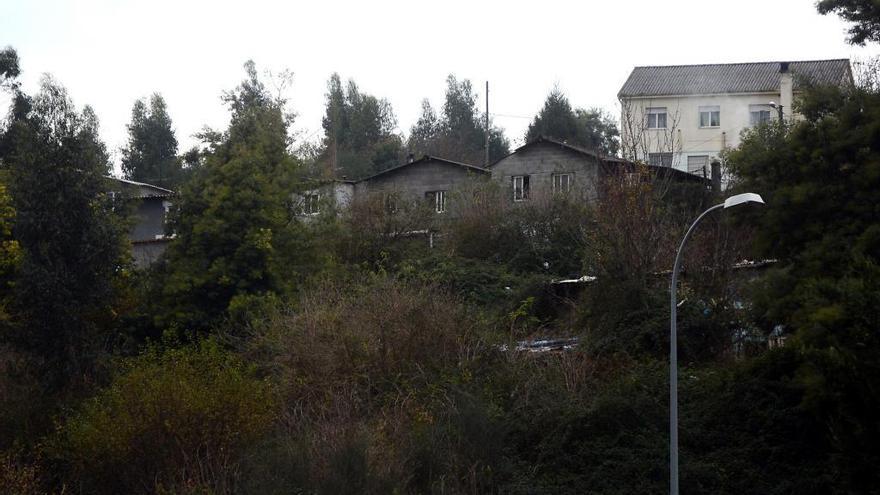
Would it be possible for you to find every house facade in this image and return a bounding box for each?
[489,136,707,202]
[298,155,491,218]
[106,177,174,268]
[297,179,355,218]
[489,137,605,202]
[354,155,490,213]
[617,59,853,175]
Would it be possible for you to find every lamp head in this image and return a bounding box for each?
[723,192,765,209]
[768,101,779,109]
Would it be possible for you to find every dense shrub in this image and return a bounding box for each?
[445,180,594,276]
[242,276,501,494]
[55,340,275,494]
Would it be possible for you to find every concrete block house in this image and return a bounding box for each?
[354,155,490,214]
[106,177,174,268]
[489,136,705,203]
[297,155,491,218]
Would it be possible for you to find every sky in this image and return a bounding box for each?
[2,0,878,173]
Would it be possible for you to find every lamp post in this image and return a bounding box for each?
[669,192,764,495]
[768,101,784,122]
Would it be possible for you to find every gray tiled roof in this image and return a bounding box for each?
[618,59,852,97]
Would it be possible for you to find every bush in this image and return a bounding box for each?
[55,340,275,494]
[242,276,500,493]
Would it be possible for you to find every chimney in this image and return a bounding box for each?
[779,62,793,121]
[711,159,722,193]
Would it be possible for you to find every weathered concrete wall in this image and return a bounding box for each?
[356,159,488,200]
[130,198,169,241]
[489,141,600,202]
[132,240,170,269]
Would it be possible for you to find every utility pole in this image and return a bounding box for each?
[485,81,490,167]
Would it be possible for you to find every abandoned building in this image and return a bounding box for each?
[488,135,706,202]
[106,177,174,268]
[297,155,491,217]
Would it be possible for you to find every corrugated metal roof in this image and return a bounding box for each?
[618,59,852,97]
[106,176,175,198]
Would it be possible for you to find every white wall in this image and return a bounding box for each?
[620,92,783,171]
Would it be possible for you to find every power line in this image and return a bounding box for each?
[490,112,533,119]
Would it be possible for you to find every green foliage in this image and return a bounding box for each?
[55,339,275,494]
[726,83,880,346]
[399,252,521,308]
[408,74,510,165]
[0,178,20,327]
[120,93,181,189]
[320,73,403,179]
[526,87,621,156]
[0,77,129,383]
[0,46,19,90]
[444,179,594,276]
[242,276,495,494]
[159,61,317,331]
[816,0,880,45]
[336,189,437,268]
[726,80,880,490]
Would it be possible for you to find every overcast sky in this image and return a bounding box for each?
[2,0,878,172]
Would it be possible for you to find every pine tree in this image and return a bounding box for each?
[525,88,579,143]
[120,93,180,188]
[526,88,620,156]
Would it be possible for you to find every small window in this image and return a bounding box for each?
[749,105,771,126]
[384,194,397,213]
[552,173,572,193]
[699,106,720,127]
[646,107,667,129]
[648,153,673,167]
[426,190,447,213]
[512,175,530,201]
[687,155,709,175]
[303,194,320,215]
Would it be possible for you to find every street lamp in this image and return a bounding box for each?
[768,101,784,122]
[669,192,764,495]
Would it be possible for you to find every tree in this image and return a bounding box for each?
[160,61,315,331]
[406,99,439,156]
[574,108,620,156]
[817,0,880,45]
[525,88,579,144]
[0,48,20,326]
[408,75,509,166]
[319,73,403,179]
[0,46,19,90]
[619,98,682,165]
[1,76,128,383]
[725,79,880,487]
[120,94,181,189]
[0,178,20,328]
[525,88,620,156]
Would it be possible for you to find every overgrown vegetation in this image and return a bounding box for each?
[2,16,880,492]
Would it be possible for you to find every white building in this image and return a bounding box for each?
[617,59,852,177]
